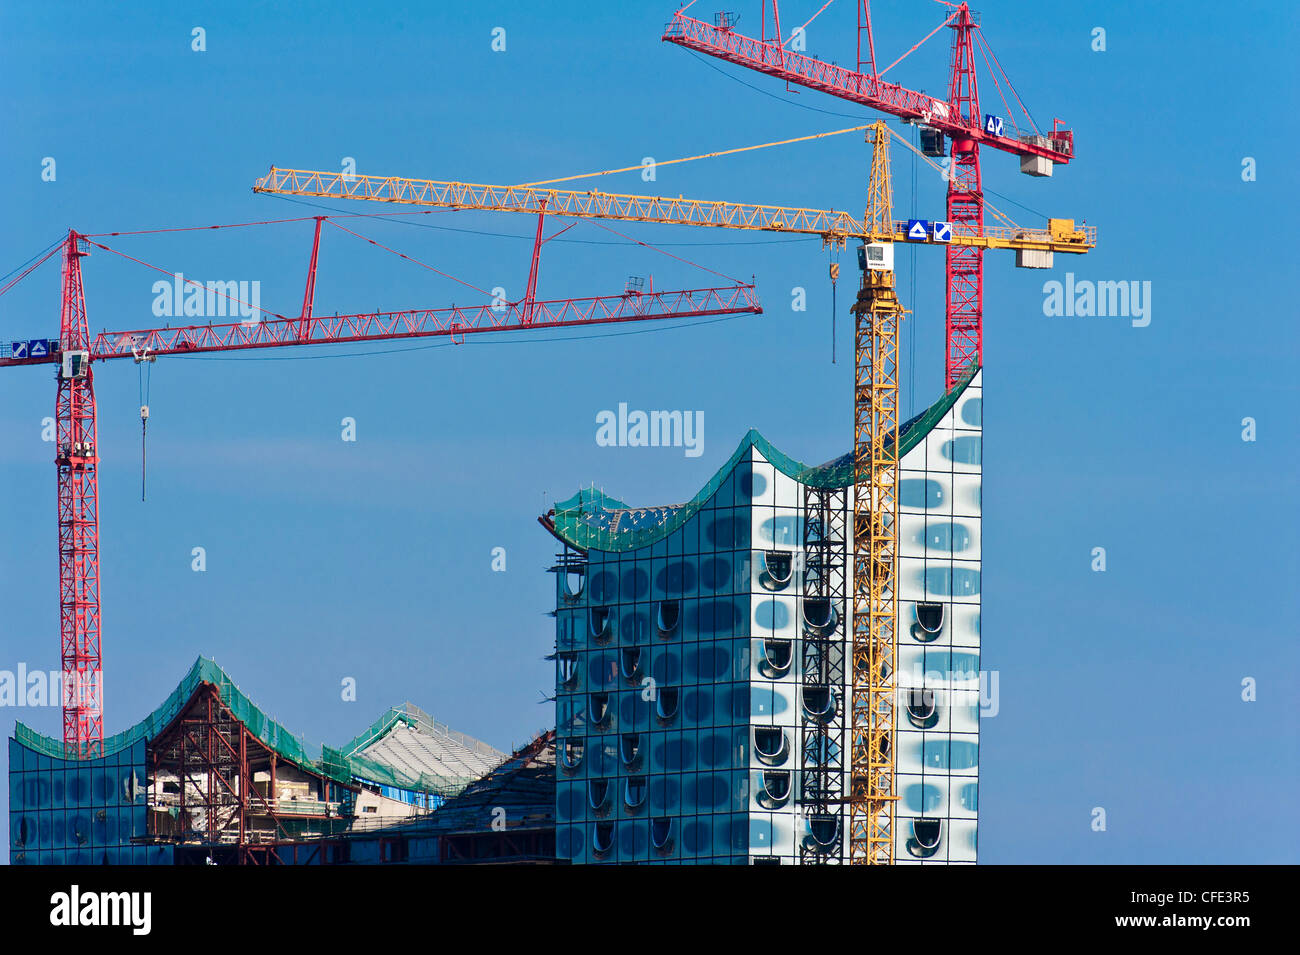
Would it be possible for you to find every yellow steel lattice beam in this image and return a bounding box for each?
[253,168,1095,254]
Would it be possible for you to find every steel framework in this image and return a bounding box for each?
[799,485,847,864]
[253,167,1094,256]
[943,2,985,388]
[55,234,102,757]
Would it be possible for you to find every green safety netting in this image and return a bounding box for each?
[548,363,978,554]
[15,658,475,798]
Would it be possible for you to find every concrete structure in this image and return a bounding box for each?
[542,369,983,864]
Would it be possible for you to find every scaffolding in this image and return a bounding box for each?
[799,485,848,864]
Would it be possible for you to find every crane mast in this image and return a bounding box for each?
[851,122,902,863]
[55,232,103,758]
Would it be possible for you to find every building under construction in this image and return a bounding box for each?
[541,368,983,864]
[9,364,979,866]
[8,658,556,865]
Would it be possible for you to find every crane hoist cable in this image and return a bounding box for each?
[135,348,155,501]
[829,250,841,364]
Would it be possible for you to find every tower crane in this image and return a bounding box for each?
[664,1,1077,387]
[0,216,763,759]
[255,115,1093,863]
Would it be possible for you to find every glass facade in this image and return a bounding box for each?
[894,372,982,864]
[552,370,983,864]
[8,736,172,865]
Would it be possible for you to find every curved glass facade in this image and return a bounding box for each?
[549,369,983,864]
[8,737,167,865]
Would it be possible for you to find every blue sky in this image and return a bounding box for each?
[1,0,1296,864]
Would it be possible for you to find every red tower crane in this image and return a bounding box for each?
[0,217,762,758]
[663,1,1075,386]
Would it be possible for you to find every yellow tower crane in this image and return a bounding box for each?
[852,123,904,864]
[254,124,1094,864]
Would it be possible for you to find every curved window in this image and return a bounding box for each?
[900,479,944,510]
[807,814,840,852]
[908,818,942,858]
[960,396,982,427]
[592,821,615,856]
[557,652,579,688]
[651,817,674,853]
[756,771,790,809]
[801,686,837,723]
[588,779,612,813]
[941,435,982,466]
[960,782,978,812]
[914,602,944,638]
[906,688,939,729]
[589,693,611,727]
[754,728,789,766]
[758,638,793,679]
[620,734,641,769]
[739,467,768,499]
[561,739,585,773]
[760,550,793,591]
[620,647,642,682]
[589,607,612,642]
[563,570,585,600]
[655,687,679,723]
[802,598,838,636]
[624,776,647,811]
[656,600,680,638]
